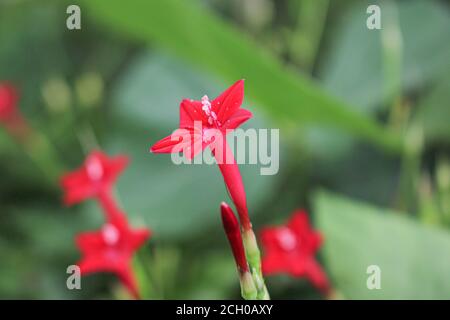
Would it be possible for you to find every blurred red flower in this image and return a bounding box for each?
[76,214,151,299]
[260,210,330,295]
[61,150,129,206]
[0,82,18,122]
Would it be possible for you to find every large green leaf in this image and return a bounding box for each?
[314,191,450,299]
[104,52,277,240]
[82,0,400,152]
[319,0,450,114]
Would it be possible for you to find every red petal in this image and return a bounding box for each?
[130,228,151,250]
[222,108,252,130]
[212,80,244,124]
[150,129,196,153]
[288,210,310,234]
[150,134,182,153]
[60,169,86,189]
[179,98,207,129]
[76,231,105,253]
[305,258,330,295]
[77,256,114,274]
[109,155,130,177]
[63,184,96,206]
[261,252,287,275]
[117,265,140,299]
[150,129,206,160]
[260,227,281,250]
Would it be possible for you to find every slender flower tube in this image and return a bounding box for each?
[98,190,128,223]
[214,141,250,230]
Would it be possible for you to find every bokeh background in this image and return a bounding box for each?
[1,0,450,299]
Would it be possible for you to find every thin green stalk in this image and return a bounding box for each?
[242,228,270,300]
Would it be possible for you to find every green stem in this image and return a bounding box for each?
[242,228,270,300]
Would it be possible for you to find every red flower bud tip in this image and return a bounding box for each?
[60,150,129,206]
[76,216,151,299]
[221,202,249,273]
[260,210,331,295]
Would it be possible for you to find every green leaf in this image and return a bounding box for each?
[415,73,450,143]
[105,52,277,240]
[319,0,450,114]
[82,0,400,152]
[314,191,450,299]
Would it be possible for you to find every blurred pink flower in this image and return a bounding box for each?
[260,210,331,295]
[76,213,151,299]
[0,82,18,122]
[0,82,29,139]
[60,150,129,208]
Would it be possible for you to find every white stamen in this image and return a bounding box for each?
[201,95,218,127]
[202,128,215,143]
[86,155,104,181]
[102,224,120,245]
[278,228,297,251]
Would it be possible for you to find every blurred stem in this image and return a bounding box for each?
[289,0,329,71]
[134,250,157,299]
[436,156,450,225]
[150,246,181,299]
[398,122,423,214]
[22,130,65,183]
[5,117,65,184]
[77,122,100,155]
[380,1,422,214]
[418,172,441,225]
[382,1,403,127]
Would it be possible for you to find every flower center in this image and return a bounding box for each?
[278,228,297,251]
[202,128,217,143]
[201,95,219,126]
[86,155,104,181]
[102,224,120,246]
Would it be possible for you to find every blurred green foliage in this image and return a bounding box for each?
[316,191,450,299]
[0,0,449,299]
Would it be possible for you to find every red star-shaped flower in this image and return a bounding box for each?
[150,80,253,230]
[150,79,251,159]
[61,150,129,206]
[0,82,18,123]
[76,214,151,299]
[260,210,330,295]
